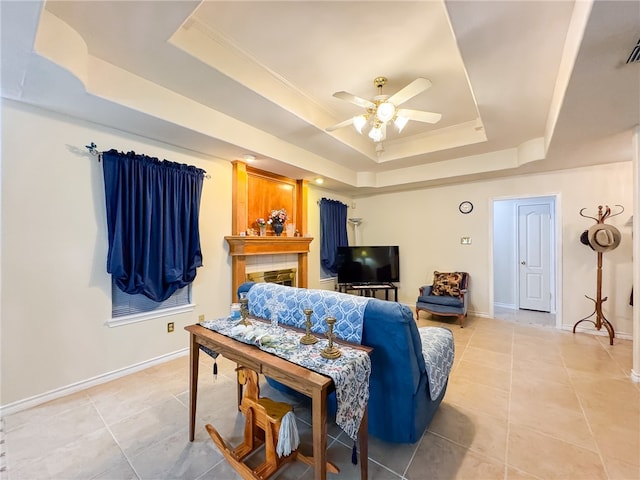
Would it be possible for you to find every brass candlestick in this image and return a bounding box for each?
[300,308,318,345]
[238,296,251,326]
[320,316,341,359]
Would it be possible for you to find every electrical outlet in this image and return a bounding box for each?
[198,314,205,322]
[167,322,174,333]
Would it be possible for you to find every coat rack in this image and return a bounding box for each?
[573,204,624,345]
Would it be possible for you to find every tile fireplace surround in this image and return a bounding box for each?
[224,236,313,301]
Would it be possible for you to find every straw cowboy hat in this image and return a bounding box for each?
[587,223,621,252]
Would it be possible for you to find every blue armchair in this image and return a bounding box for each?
[416,271,469,327]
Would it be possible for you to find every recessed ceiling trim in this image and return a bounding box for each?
[34,10,90,88]
[376,118,487,163]
[170,16,379,161]
[373,148,525,188]
[34,9,361,188]
[544,0,593,148]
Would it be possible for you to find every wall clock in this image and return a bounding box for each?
[459,201,473,214]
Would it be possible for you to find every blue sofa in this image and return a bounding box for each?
[238,281,452,444]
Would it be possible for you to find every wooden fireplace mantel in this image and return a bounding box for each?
[225,236,313,300]
[225,236,313,256]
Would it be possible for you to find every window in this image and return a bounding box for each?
[109,278,194,327]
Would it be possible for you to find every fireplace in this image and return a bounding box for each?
[246,268,297,287]
[225,236,312,301]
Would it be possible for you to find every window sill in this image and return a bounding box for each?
[106,303,195,328]
[319,276,336,284]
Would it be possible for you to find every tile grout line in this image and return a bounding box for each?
[503,327,515,480]
[400,422,428,479]
[0,417,6,479]
[87,395,142,480]
[564,338,614,480]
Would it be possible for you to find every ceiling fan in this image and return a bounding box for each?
[326,76,442,142]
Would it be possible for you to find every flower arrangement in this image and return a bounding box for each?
[267,208,287,225]
[256,218,267,227]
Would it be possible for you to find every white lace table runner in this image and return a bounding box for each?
[200,317,371,441]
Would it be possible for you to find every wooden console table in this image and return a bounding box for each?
[185,324,369,480]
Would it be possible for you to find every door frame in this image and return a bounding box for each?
[489,194,562,329]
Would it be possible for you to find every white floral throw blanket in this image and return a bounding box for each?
[200,317,371,441]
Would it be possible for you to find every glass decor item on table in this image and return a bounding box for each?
[300,306,318,345]
[270,302,281,330]
[230,303,241,320]
[321,316,341,359]
[238,292,251,326]
[256,218,267,236]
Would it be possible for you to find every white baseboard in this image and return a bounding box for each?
[0,348,189,417]
[631,369,640,383]
[494,303,516,309]
[561,324,633,341]
[469,310,491,318]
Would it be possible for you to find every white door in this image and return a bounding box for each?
[518,203,551,311]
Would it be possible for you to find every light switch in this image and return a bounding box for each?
[461,237,472,245]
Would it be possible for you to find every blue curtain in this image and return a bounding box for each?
[319,198,348,274]
[102,150,206,302]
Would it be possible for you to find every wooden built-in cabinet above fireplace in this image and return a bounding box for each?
[231,161,309,237]
[226,162,313,299]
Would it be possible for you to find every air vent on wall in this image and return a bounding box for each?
[626,37,640,64]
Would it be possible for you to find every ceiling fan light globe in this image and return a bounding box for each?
[376,102,396,123]
[353,115,367,134]
[394,116,409,133]
[368,126,384,142]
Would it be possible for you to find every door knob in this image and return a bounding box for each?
[521,261,526,265]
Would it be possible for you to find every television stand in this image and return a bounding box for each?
[338,283,398,302]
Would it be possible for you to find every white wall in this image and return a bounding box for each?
[353,164,634,337]
[493,200,517,307]
[1,100,234,406]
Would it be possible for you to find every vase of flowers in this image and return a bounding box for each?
[267,208,287,236]
[256,218,267,236]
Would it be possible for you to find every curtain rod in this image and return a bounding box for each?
[317,198,350,207]
[85,142,211,179]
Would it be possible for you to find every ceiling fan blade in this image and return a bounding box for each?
[333,91,376,109]
[325,117,354,132]
[397,108,442,124]
[387,78,432,106]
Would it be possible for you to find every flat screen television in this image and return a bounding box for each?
[336,245,400,284]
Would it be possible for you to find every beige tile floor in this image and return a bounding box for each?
[493,306,556,329]
[2,313,639,480]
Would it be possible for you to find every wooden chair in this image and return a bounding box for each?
[205,367,338,480]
